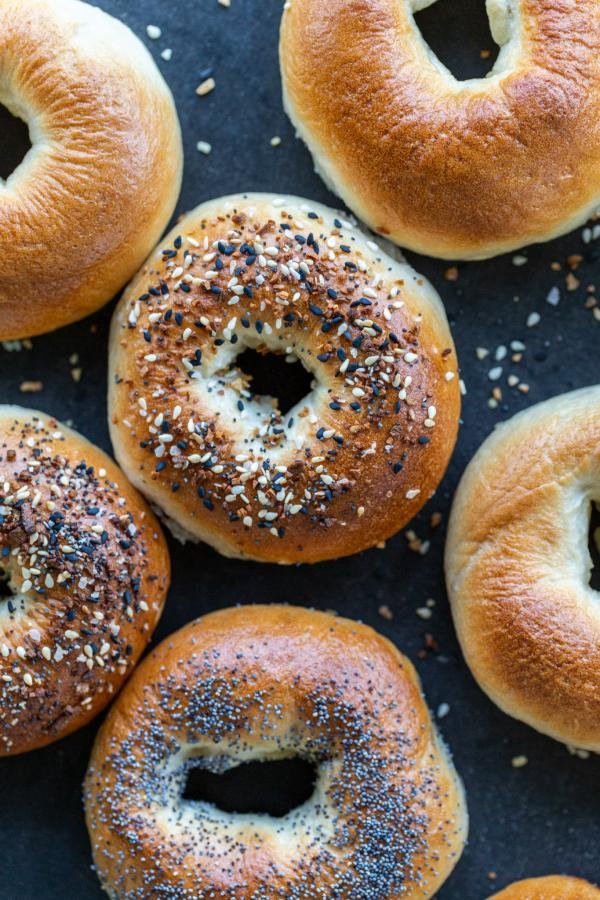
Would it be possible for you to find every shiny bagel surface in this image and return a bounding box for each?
[85,604,468,899]
[108,193,460,564]
[280,0,600,260]
[0,0,182,339]
[445,386,600,750]
[0,406,169,755]
[489,875,600,899]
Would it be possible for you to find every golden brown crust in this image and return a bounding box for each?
[85,605,468,899]
[489,875,600,899]
[0,406,170,755]
[280,0,600,260]
[108,193,460,564]
[0,0,182,339]
[445,386,600,750]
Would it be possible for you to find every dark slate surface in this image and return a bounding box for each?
[0,1,598,898]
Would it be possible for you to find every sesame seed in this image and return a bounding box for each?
[196,77,216,96]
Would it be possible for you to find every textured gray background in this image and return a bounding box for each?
[0,1,598,898]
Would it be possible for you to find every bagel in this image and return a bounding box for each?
[445,386,600,750]
[0,0,182,340]
[84,605,468,899]
[489,875,600,899]
[0,406,169,756]
[108,193,460,564]
[280,0,600,260]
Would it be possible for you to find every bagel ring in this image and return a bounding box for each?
[0,0,182,339]
[108,193,460,564]
[85,605,468,899]
[489,875,600,899]
[280,0,600,260]
[0,406,169,756]
[445,386,600,750]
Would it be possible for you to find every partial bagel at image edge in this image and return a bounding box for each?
[0,0,183,340]
[445,384,600,751]
[280,0,600,260]
[488,874,600,899]
[0,405,170,756]
[84,604,468,899]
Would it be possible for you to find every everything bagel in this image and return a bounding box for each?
[84,605,468,899]
[280,0,600,259]
[0,0,182,339]
[0,407,169,755]
[108,193,460,564]
[445,386,600,751]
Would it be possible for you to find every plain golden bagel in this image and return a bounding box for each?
[85,604,468,899]
[0,406,170,756]
[108,193,460,564]
[280,0,600,260]
[0,0,183,340]
[488,875,600,899]
[445,385,600,751]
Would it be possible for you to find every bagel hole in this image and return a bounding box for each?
[234,348,313,416]
[0,105,32,180]
[413,0,499,79]
[183,757,318,817]
[590,501,600,591]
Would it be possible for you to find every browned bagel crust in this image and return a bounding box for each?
[489,875,600,899]
[85,605,468,899]
[108,194,460,564]
[280,0,600,260]
[0,407,170,756]
[445,386,600,750]
[0,0,182,340]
